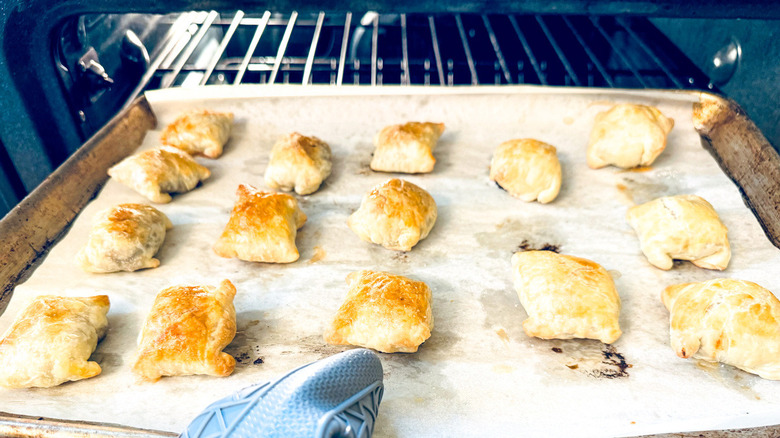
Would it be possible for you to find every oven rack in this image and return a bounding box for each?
[128,11,712,104]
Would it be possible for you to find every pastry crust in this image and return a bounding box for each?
[76,203,173,273]
[370,122,445,173]
[662,279,780,380]
[108,146,211,203]
[489,138,562,204]
[511,251,621,344]
[132,280,237,381]
[324,270,433,353]
[264,132,332,195]
[160,109,234,159]
[0,295,110,388]
[587,103,674,169]
[347,178,437,251]
[213,184,307,263]
[627,194,730,270]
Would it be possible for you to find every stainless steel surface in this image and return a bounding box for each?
[234,11,271,85]
[708,37,741,87]
[201,11,244,86]
[160,11,218,88]
[508,15,546,85]
[116,12,707,103]
[267,11,297,85]
[302,12,325,85]
[428,15,445,86]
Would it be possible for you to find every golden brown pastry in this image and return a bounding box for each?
[511,251,621,344]
[0,295,109,388]
[489,138,562,204]
[347,178,437,251]
[587,103,674,169]
[627,194,730,270]
[370,122,445,173]
[663,279,780,380]
[132,280,237,382]
[213,184,307,263]
[108,146,211,203]
[76,203,173,273]
[160,109,234,158]
[324,270,433,353]
[264,132,332,195]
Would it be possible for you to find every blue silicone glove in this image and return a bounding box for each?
[181,348,384,438]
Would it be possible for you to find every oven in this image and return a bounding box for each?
[2,1,780,218]
[1,1,780,437]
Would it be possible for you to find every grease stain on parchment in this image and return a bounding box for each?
[531,339,632,380]
[475,218,562,258]
[308,246,326,264]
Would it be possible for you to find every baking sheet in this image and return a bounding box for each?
[1,86,780,437]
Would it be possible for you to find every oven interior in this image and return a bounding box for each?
[0,7,778,218]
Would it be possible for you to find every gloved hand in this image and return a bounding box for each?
[181,348,384,438]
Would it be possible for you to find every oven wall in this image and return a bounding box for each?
[652,18,780,151]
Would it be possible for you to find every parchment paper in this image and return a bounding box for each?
[1,86,779,437]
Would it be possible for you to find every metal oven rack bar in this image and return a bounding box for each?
[125,11,711,104]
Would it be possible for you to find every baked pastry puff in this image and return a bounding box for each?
[347,178,437,251]
[77,203,172,273]
[489,138,562,204]
[108,146,211,203]
[214,184,307,263]
[132,280,237,381]
[370,122,445,173]
[587,103,674,169]
[0,295,109,388]
[324,270,433,353]
[160,109,234,158]
[511,251,621,344]
[663,279,780,380]
[264,132,332,195]
[627,194,730,270]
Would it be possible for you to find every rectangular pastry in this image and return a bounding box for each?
[663,279,780,380]
[347,178,437,252]
[0,295,110,388]
[76,203,172,273]
[511,250,621,344]
[324,270,433,353]
[371,121,445,173]
[264,132,332,195]
[161,109,234,159]
[214,184,307,263]
[587,103,674,169]
[132,280,237,382]
[108,146,211,203]
[627,194,730,270]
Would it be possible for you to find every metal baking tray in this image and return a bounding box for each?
[0,86,779,438]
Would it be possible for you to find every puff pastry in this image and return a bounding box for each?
[108,146,211,203]
[370,122,445,173]
[489,138,562,204]
[132,280,237,381]
[663,279,780,380]
[214,184,307,263]
[511,251,622,344]
[264,132,332,195]
[627,194,730,270]
[76,203,172,273]
[0,295,110,388]
[160,109,234,158]
[347,178,437,251]
[587,103,674,169]
[324,270,433,353]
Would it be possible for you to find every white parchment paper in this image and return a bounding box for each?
[1,86,779,437]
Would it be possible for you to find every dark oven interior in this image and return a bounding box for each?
[1,1,779,218]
